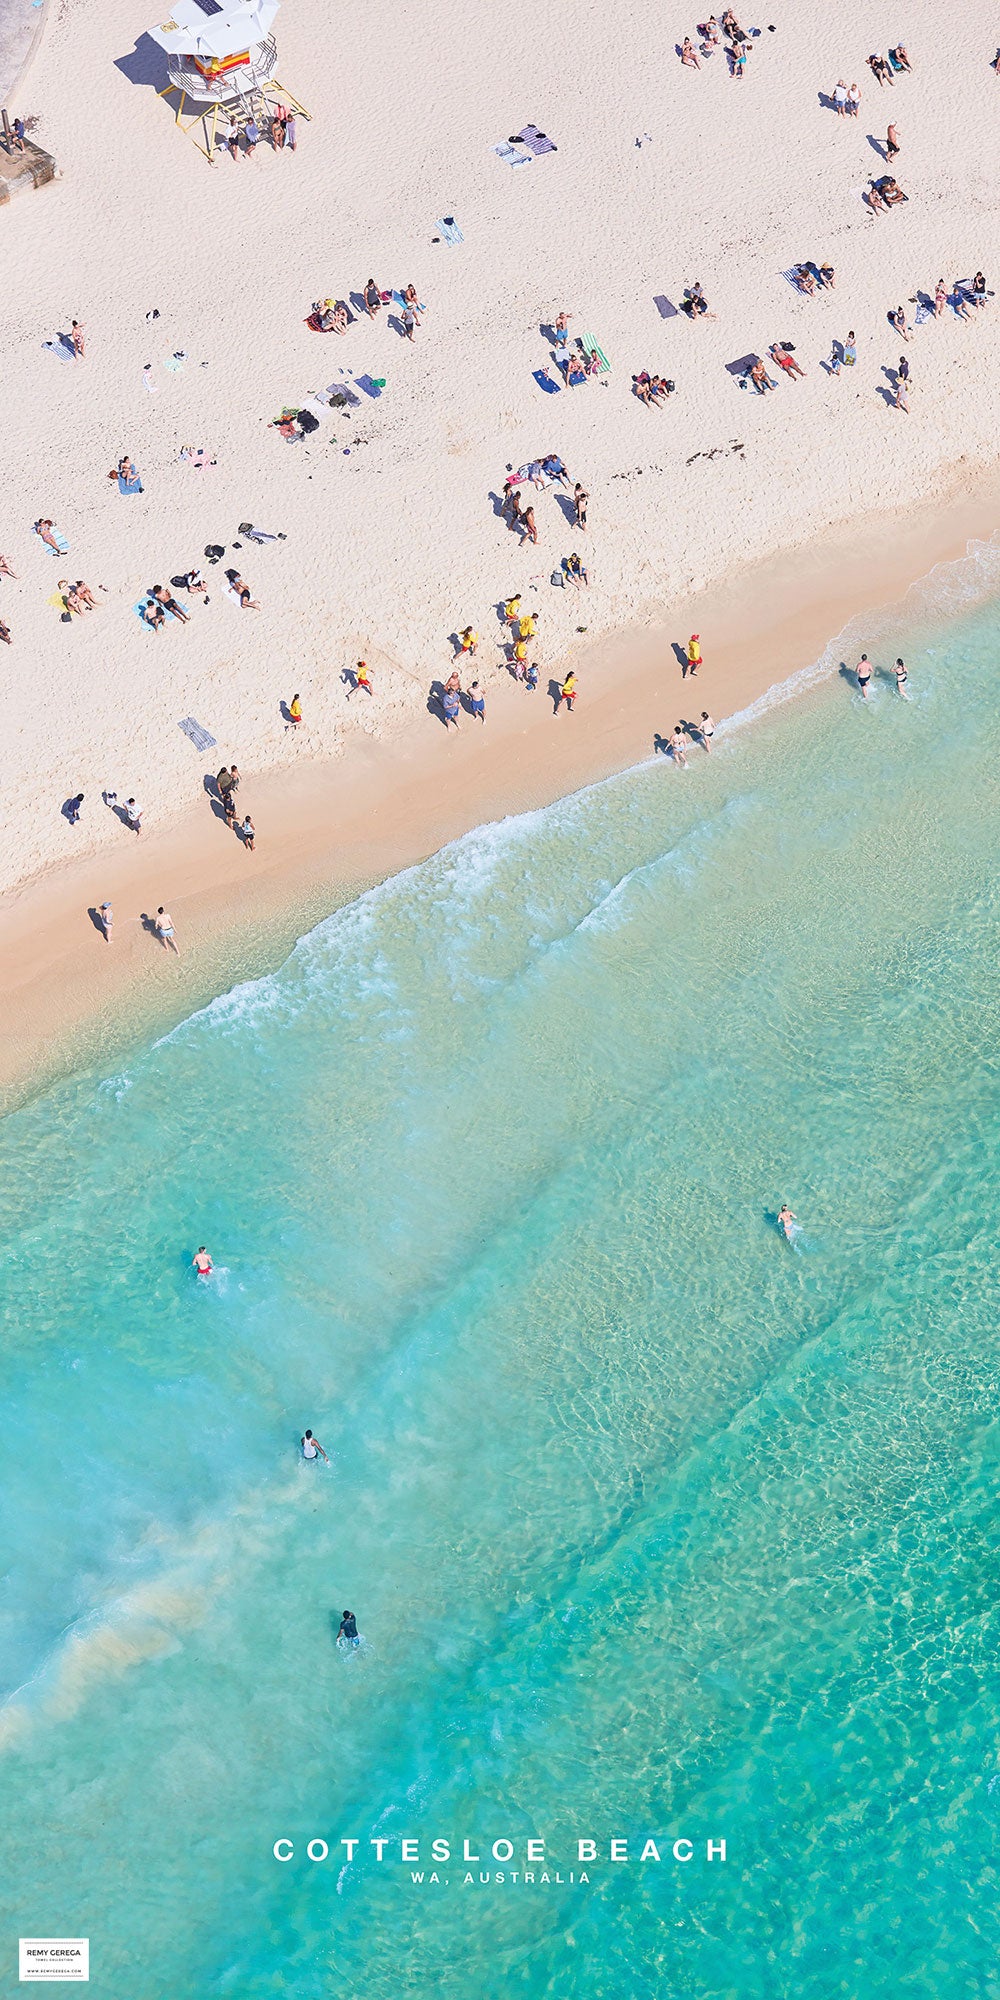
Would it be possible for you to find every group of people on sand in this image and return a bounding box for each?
[216,765,255,849]
[681,8,757,74]
[223,105,297,159]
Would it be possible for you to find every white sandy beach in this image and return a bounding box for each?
[1,0,1000,956]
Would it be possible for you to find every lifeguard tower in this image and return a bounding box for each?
[148,0,308,159]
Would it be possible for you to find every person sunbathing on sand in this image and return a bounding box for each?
[681,36,701,67]
[750,358,777,392]
[142,598,165,630]
[632,372,657,406]
[650,375,675,400]
[152,584,189,622]
[769,344,805,378]
[793,265,816,295]
[226,570,260,609]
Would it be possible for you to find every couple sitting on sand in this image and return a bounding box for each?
[867,175,907,213]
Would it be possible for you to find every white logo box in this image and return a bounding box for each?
[19,1941,89,1982]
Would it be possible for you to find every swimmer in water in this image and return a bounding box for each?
[337,1609,359,1646]
[777,1204,796,1241]
[301,1429,329,1463]
[192,1245,213,1276]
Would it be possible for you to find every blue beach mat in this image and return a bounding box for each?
[435,217,463,244]
[178,716,217,752]
[533,368,561,394]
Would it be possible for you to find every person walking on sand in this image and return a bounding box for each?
[522,506,538,546]
[224,785,237,829]
[843,331,857,367]
[156,906,179,953]
[287,694,302,729]
[554,310,572,349]
[301,1429,329,1463]
[671,725,689,768]
[71,320,85,359]
[469,681,486,722]
[241,813,255,851]
[934,279,947,318]
[856,654,872,697]
[894,371,909,412]
[886,121,900,160]
[573,484,589,530]
[686,634,702,677]
[700,711,716,751]
[99,899,113,941]
[847,81,861,116]
[348,659,373,697]
[66,792,84,824]
[459,626,478,658]
[285,111,297,151]
[125,797,142,834]
[363,278,382,318]
[559,671,577,712]
[832,79,848,115]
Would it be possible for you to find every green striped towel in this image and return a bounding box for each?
[581,335,611,372]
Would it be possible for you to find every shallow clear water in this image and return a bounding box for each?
[3,577,1000,1997]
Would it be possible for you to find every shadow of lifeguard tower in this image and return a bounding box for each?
[146,0,309,159]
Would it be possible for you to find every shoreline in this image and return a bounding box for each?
[2,466,999,1114]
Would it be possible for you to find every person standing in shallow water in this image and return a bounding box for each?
[777,1203,796,1241]
[856,654,872,698]
[301,1429,329,1462]
[193,1246,213,1276]
[337,1610,359,1645]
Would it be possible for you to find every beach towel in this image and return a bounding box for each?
[533,367,560,393]
[436,216,464,244]
[782,267,813,291]
[581,335,611,372]
[42,338,73,361]
[725,352,760,376]
[913,298,934,326]
[653,296,678,319]
[887,48,904,70]
[48,589,76,619]
[118,472,143,495]
[516,124,557,155]
[493,142,532,167]
[133,598,159,628]
[178,716,217,753]
[37,528,69,554]
[354,374,383,398]
[163,353,185,372]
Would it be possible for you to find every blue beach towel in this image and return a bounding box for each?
[37,528,69,554]
[436,217,464,245]
[178,716,217,752]
[493,142,532,167]
[118,472,144,495]
[533,368,561,394]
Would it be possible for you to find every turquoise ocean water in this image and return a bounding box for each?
[3,561,1000,1997]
